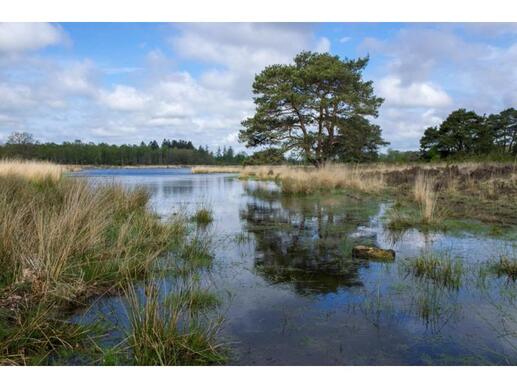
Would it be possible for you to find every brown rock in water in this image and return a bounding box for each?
[352,245,395,262]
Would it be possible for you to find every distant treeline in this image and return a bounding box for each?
[2,106,516,167]
[0,133,247,165]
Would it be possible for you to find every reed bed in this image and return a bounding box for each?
[191,166,243,174]
[194,161,516,227]
[239,164,386,194]
[0,159,66,182]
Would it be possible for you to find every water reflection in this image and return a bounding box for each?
[241,185,382,294]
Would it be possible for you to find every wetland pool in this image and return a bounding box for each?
[72,168,517,365]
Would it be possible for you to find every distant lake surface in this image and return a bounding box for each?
[72,168,517,365]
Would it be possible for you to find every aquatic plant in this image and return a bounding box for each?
[192,207,214,225]
[490,255,517,281]
[404,254,463,290]
[0,301,92,365]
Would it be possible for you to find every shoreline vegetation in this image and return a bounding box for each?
[192,162,517,230]
[0,160,224,365]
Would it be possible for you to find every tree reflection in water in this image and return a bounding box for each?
[240,184,381,295]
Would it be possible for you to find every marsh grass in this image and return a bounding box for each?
[404,254,463,290]
[0,159,66,182]
[386,173,446,232]
[414,173,439,223]
[490,256,517,281]
[123,280,225,365]
[274,165,385,195]
[234,161,517,227]
[191,166,242,174]
[171,289,220,311]
[0,162,187,364]
[192,207,214,226]
[0,301,93,365]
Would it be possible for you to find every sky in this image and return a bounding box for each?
[1,22,517,152]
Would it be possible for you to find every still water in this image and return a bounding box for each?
[73,168,517,365]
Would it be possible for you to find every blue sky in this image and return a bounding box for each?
[1,22,517,151]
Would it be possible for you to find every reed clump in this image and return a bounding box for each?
[404,254,463,290]
[191,166,242,174]
[239,164,386,195]
[413,173,439,224]
[192,207,214,225]
[490,256,517,281]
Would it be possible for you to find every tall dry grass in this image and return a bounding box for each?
[191,166,243,174]
[239,164,386,194]
[414,173,438,223]
[0,159,66,182]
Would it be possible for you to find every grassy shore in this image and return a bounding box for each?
[0,160,223,365]
[194,162,517,230]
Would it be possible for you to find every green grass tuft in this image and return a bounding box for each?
[490,256,517,281]
[404,254,463,290]
[123,280,225,365]
[192,207,214,225]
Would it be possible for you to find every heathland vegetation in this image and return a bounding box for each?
[0,160,223,365]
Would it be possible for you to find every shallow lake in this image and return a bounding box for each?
[72,168,517,365]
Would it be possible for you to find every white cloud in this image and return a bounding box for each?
[315,37,331,53]
[339,36,351,43]
[375,107,447,150]
[98,85,150,111]
[362,25,517,149]
[0,23,68,53]
[0,83,35,109]
[171,23,327,99]
[378,77,452,108]
[52,60,98,96]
